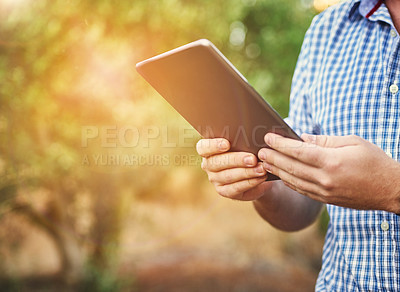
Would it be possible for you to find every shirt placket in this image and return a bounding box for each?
[375,24,400,291]
[389,35,400,292]
[387,34,400,162]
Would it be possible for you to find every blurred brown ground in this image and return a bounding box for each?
[129,249,317,292]
[0,183,324,291]
[118,190,324,291]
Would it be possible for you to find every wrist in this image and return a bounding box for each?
[252,180,323,231]
[253,181,281,212]
[253,180,302,218]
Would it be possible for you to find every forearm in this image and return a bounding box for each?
[253,180,323,232]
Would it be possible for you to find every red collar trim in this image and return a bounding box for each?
[365,0,383,18]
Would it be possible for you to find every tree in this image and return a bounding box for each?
[0,0,315,286]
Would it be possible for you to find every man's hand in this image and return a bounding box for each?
[258,133,400,213]
[196,138,271,201]
[196,137,323,231]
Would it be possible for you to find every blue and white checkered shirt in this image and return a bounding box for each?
[286,0,400,290]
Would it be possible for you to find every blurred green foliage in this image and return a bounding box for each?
[0,0,316,287]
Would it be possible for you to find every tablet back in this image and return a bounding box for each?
[136,39,301,180]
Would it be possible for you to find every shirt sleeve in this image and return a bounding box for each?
[285,18,319,137]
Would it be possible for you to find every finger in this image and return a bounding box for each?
[196,138,230,157]
[238,181,273,201]
[301,133,317,144]
[282,180,326,204]
[208,163,266,185]
[260,148,320,184]
[215,176,268,200]
[301,134,361,148]
[264,133,324,167]
[202,152,258,172]
[264,162,326,202]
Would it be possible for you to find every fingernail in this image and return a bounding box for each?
[265,134,272,146]
[244,155,254,166]
[307,134,317,144]
[256,165,265,174]
[263,162,272,172]
[259,150,266,161]
[219,140,229,150]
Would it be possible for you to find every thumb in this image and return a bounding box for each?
[301,134,359,148]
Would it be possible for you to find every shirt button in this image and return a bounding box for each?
[381,221,389,231]
[390,29,397,37]
[389,84,398,94]
[385,151,392,158]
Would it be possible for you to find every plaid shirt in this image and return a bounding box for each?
[286,0,400,290]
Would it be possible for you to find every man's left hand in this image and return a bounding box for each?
[258,133,400,213]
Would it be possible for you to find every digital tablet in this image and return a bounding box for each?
[136,39,301,181]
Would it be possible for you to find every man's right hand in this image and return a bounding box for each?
[196,138,272,201]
